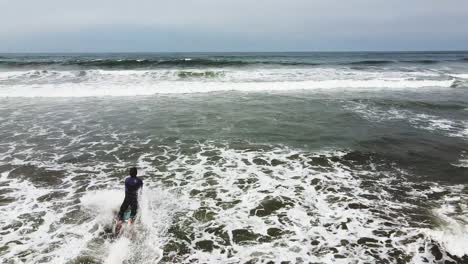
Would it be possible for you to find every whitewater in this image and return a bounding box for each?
[0,66,460,97]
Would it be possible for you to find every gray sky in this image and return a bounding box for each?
[1,0,468,52]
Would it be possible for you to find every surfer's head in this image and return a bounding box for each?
[129,167,137,177]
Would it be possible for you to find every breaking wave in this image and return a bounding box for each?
[347,60,395,65]
[0,58,319,69]
[0,66,456,97]
[0,58,249,69]
[0,55,466,70]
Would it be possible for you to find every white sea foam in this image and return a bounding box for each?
[427,189,468,257]
[450,73,468,79]
[0,173,94,263]
[82,184,193,263]
[1,135,466,263]
[411,116,468,138]
[0,67,455,97]
[452,152,468,168]
[0,173,185,263]
[126,143,463,263]
[104,237,131,264]
[0,79,454,97]
[0,67,443,82]
[453,159,468,168]
[345,102,468,139]
[80,190,124,225]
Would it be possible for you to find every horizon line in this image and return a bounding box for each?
[1,50,468,54]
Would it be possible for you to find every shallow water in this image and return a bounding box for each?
[0,52,467,263]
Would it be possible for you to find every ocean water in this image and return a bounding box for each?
[0,52,467,264]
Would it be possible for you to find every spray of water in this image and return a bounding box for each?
[79,186,192,263]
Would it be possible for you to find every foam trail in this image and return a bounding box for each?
[128,187,196,264]
[104,238,131,264]
[428,197,468,257]
[80,190,124,224]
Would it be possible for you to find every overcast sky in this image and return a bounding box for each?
[1,0,467,52]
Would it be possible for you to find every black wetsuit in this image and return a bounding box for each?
[118,176,143,220]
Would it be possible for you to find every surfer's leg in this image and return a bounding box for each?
[118,196,130,220]
[130,198,138,219]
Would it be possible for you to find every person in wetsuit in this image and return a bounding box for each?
[118,167,143,222]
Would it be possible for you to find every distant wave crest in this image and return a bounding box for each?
[347,60,395,66]
[0,58,321,69]
[1,56,466,70]
[400,59,440,64]
[0,58,248,69]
